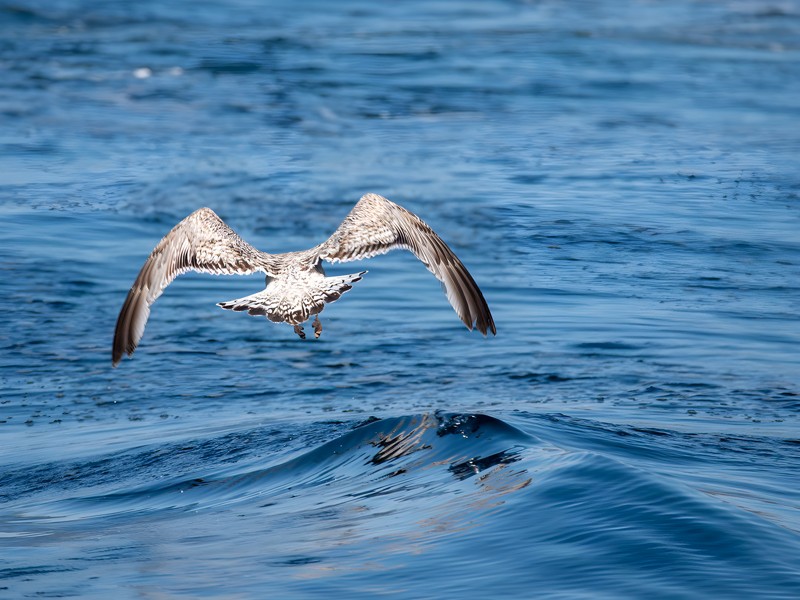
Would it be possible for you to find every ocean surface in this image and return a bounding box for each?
[2,0,799,597]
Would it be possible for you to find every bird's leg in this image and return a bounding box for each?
[312,315,322,338]
[293,324,306,339]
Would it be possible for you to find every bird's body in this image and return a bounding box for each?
[112,193,495,366]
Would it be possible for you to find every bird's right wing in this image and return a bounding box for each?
[112,207,276,366]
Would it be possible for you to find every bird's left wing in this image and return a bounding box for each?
[317,193,496,336]
[112,207,276,366]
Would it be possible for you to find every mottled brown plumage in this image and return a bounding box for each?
[112,193,495,366]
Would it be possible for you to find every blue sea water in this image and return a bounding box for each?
[1,0,800,597]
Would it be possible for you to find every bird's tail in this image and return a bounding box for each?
[316,270,367,304]
[217,271,366,325]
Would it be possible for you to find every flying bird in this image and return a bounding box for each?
[112,193,496,366]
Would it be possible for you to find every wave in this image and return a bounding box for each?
[9,412,538,521]
[5,412,800,597]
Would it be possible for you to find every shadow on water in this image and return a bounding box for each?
[4,412,800,597]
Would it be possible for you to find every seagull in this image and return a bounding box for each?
[112,193,496,366]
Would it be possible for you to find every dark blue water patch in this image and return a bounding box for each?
[508,173,548,185]
[0,565,80,579]
[508,371,575,383]
[574,341,640,351]
[196,59,264,75]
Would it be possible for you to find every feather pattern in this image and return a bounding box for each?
[318,193,496,337]
[113,194,495,366]
[217,271,365,324]
[112,208,277,365]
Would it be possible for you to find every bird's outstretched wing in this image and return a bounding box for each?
[112,207,275,366]
[318,193,496,336]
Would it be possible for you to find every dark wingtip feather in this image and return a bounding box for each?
[112,289,135,366]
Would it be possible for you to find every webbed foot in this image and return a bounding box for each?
[293,324,306,339]
[312,315,322,339]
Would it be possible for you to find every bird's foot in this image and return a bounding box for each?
[313,315,322,339]
[293,324,306,339]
